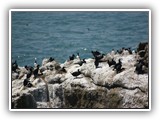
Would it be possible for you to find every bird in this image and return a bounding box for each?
[107,58,116,67]
[69,54,75,61]
[26,67,33,79]
[94,58,99,68]
[48,57,54,62]
[33,64,40,79]
[12,60,18,72]
[91,50,101,58]
[23,78,33,88]
[135,60,144,74]
[58,67,67,74]
[113,59,123,73]
[128,47,132,54]
[71,69,81,78]
[75,59,86,66]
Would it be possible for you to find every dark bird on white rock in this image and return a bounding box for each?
[91,50,101,58]
[23,78,33,88]
[26,67,33,79]
[94,58,99,68]
[113,59,123,74]
[135,60,145,74]
[75,59,86,66]
[71,69,82,78]
[93,54,104,68]
[48,57,54,62]
[33,64,40,79]
[58,67,67,74]
[69,54,75,61]
[107,58,116,67]
[12,60,19,72]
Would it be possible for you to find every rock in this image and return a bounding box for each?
[11,42,149,109]
[12,92,37,108]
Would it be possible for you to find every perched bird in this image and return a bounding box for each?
[91,50,101,58]
[12,60,18,72]
[48,57,54,62]
[71,69,81,78]
[58,67,67,74]
[107,59,116,67]
[33,64,40,79]
[26,67,33,79]
[75,59,86,66]
[94,58,99,68]
[135,60,144,74]
[69,54,75,61]
[114,59,123,73]
[128,47,132,54]
[23,78,33,87]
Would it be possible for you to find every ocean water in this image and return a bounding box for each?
[11,11,149,66]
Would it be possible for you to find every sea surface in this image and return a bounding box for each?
[11,11,149,66]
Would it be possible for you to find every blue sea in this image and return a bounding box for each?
[11,11,149,66]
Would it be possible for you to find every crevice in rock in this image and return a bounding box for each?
[41,77,52,108]
[85,76,146,93]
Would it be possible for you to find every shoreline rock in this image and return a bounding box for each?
[11,42,149,109]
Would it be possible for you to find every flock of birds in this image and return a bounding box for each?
[12,47,147,89]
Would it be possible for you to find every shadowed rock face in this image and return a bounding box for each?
[11,42,149,109]
[12,93,37,109]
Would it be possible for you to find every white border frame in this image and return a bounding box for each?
[9,9,151,111]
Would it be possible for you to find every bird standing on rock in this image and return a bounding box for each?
[48,57,54,62]
[91,50,101,58]
[23,78,33,88]
[113,59,123,73]
[12,60,19,72]
[107,58,116,67]
[75,59,86,66]
[71,69,82,78]
[69,54,75,61]
[33,64,40,79]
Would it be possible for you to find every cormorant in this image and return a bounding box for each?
[33,64,40,79]
[12,60,18,72]
[48,57,54,62]
[114,59,123,73]
[71,69,81,78]
[69,54,75,61]
[23,78,33,87]
[75,59,86,66]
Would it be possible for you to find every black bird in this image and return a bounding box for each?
[71,69,81,78]
[107,59,116,67]
[26,67,33,79]
[91,50,101,58]
[75,59,86,66]
[128,48,132,54]
[135,60,144,74]
[58,67,67,73]
[114,59,123,73]
[23,78,33,87]
[33,64,40,79]
[12,60,18,72]
[48,57,54,62]
[94,58,99,68]
[69,54,75,61]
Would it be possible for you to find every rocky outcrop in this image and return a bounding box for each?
[11,42,149,109]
